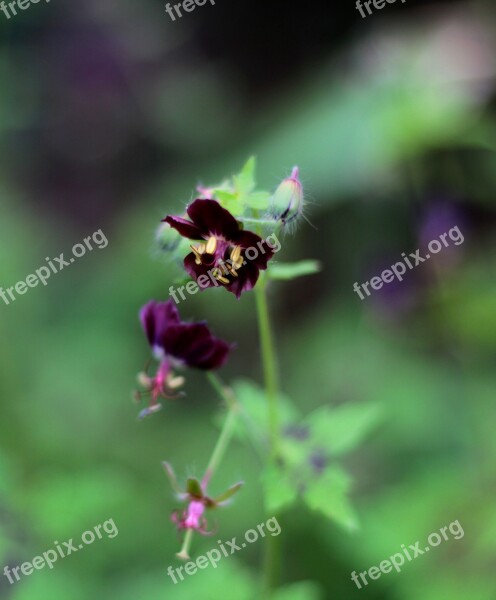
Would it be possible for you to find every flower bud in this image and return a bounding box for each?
[270,167,304,227]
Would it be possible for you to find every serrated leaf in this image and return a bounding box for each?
[213,481,244,505]
[234,156,256,194]
[231,380,299,448]
[279,435,310,468]
[302,466,358,531]
[186,477,203,498]
[261,463,298,514]
[268,261,322,281]
[214,189,244,215]
[303,403,381,456]
[245,191,271,210]
[214,189,238,203]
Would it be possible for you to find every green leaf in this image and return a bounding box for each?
[303,403,381,456]
[302,466,359,531]
[232,380,299,449]
[245,190,271,210]
[268,260,322,281]
[233,156,256,194]
[186,477,203,498]
[214,189,238,203]
[261,463,298,514]
[213,481,244,504]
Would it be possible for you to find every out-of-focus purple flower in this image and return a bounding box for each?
[135,300,232,418]
[163,199,274,298]
[419,201,467,269]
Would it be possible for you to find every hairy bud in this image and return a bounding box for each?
[270,167,304,228]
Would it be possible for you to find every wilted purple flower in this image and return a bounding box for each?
[163,199,274,298]
[135,300,232,418]
[172,499,210,535]
[163,462,243,538]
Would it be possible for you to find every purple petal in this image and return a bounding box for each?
[161,322,211,359]
[226,262,260,298]
[139,300,181,347]
[163,215,205,240]
[187,199,240,239]
[162,322,231,370]
[192,339,232,369]
[184,253,216,290]
[183,332,232,369]
[234,231,275,270]
[233,230,262,249]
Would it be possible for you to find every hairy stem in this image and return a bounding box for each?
[238,216,278,226]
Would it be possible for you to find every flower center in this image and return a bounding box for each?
[191,236,244,285]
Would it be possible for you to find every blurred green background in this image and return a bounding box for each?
[1,0,496,598]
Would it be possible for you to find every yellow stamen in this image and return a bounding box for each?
[167,375,185,389]
[231,245,242,264]
[212,268,230,285]
[138,372,152,387]
[191,243,206,265]
[206,236,217,255]
[226,264,238,277]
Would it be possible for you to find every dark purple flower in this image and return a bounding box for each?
[135,300,232,418]
[163,199,275,298]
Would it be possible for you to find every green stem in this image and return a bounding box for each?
[238,217,277,226]
[254,277,281,597]
[177,528,194,561]
[255,278,280,458]
[202,373,239,489]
